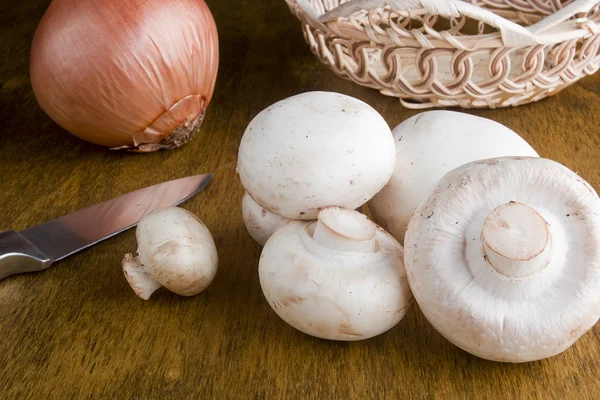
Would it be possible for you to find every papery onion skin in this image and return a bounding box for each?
[30,0,219,151]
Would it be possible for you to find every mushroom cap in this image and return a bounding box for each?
[237,91,395,219]
[259,208,412,341]
[242,191,291,246]
[369,111,538,244]
[136,207,218,296]
[404,157,600,362]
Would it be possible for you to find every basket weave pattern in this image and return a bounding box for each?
[287,0,600,108]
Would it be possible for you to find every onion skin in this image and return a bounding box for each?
[30,0,219,151]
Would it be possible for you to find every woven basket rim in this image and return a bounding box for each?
[285,0,600,109]
[290,0,600,49]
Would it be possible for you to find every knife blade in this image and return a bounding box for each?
[0,174,213,280]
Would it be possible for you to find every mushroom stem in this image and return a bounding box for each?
[122,254,162,300]
[481,202,552,280]
[312,207,377,253]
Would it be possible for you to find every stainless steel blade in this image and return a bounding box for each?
[19,174,213,261]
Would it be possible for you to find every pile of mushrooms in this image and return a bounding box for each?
[237,91,412,340]
[237,96,600,362]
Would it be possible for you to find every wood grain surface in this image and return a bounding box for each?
[1,0,600,398]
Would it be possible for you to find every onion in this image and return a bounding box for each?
[30,0,219,152]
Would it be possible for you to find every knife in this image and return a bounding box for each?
[0,174,213,281]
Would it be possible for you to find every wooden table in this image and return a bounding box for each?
[2,0,600,398]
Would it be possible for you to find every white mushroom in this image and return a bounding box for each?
[404,157,600,362]
[369,111,538,244]
[237,91,396,220]
[122,207,218,300]
[259,207,412,341]
[242,191,291,246]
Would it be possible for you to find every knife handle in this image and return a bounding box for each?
[0,231,52,280]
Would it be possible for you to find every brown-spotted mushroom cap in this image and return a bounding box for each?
[237,91,395,220]
[404,157,600,362]
[242,191,291,246]
[369,111,538,245]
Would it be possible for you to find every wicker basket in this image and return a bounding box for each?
[286,0,600,108]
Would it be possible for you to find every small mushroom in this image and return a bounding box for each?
[404,157,600,362]
[242,191,292,246]
[369,111,538,244]
[122,207,218,300]
[259,207,412,341]
[237,91,396,220]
